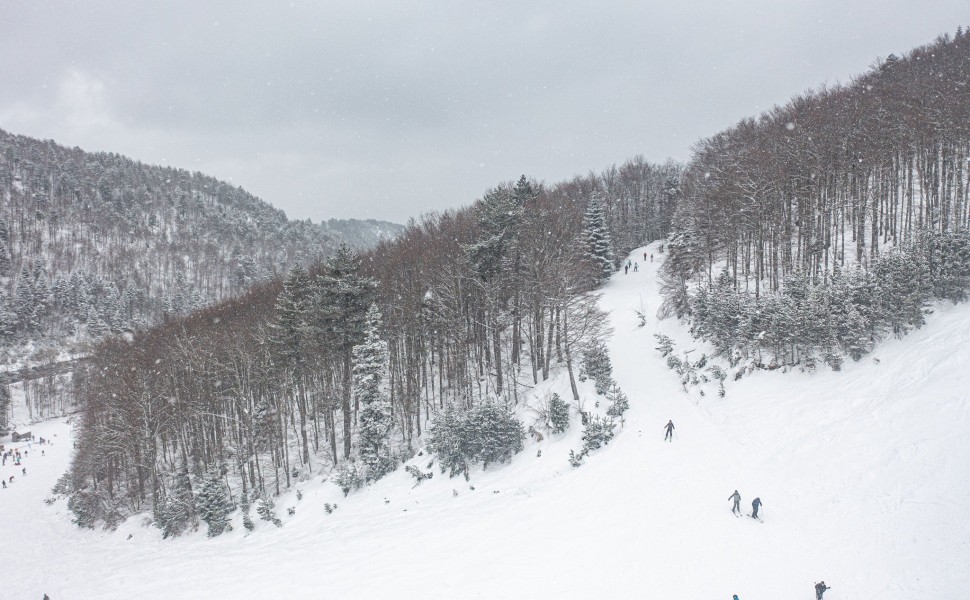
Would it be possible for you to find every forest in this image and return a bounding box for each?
[0,129,400,358]
[661,30,970,370]
[64,159,678,532]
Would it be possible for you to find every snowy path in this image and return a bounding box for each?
[3,243,969,599]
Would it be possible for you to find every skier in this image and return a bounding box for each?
[644,252,647,261]
[634,263,639,272]
[814,581,830,599]
[624,265,629,274]
[22,467,26,476]
[663,420,675,441]
[728,490,741,515]
[1,480,5,488]
[751,497,762,520]
[733,596,740,600]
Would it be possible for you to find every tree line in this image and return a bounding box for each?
[66,159,676,533]
[660,29,970,369]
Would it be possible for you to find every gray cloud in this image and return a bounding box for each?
[1,0,966,222]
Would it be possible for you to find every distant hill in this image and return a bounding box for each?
[0,128,400,357]
[322,218,404,250]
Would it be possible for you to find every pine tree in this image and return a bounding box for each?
[581,342,614,395]
[584,196,615,284]
[256,495,282,527]
[158,464,195,538]
[0,219,10,278]
[0,292,15,343]
[0,372,10,436]
[15,263,35,334]
[196,469,233,537]
[548,393,570,434]
[240,490,255,531]
[463,403,525,469]
[315,244,377,459]
[86,304,107,339]
[605,383,630,423]
[353,305,395,481]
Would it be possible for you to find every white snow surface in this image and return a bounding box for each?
[3,243,969,599]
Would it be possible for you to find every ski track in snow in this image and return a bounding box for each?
[3,243,969,599]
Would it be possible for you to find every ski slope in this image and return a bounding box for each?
[3,242,969,599]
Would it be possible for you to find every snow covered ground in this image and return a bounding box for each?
[3,242,969,599]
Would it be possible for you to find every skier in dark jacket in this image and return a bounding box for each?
[751,497,762,519]
[728,490,741,515]
[814,581,830,599]
[663,420,675,441]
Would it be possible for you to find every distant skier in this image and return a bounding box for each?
[728,490,741,515]
[663,420,675,441]
[650,253,654,262]
[22,467,26,476]
[751,497,762,520]
[733,595,740,600]
[624,265,629,274]
[644,252,647,261]
[634,262,639,272]
[814,581,830,599]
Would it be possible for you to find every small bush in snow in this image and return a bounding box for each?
[335,461,364,497]
[654,334,675,357]
[405,465,433,485]
[582,342,614,395]
[428,402,525,477]
[581,415,616,453]
[256,496,282,527]
[605,384,630,422]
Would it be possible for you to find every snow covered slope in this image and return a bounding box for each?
[3,243,969,599]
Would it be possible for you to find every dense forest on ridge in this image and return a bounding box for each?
[0,128,401,356]
[661,30,970,370]
[66,157,679,531]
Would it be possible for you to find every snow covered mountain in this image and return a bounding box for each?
[0,127,401,358]
[3,242,967,599]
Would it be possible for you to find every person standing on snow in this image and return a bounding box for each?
[728,490,741,515]
[814,581,830,599]
[663,420,675,441]
[751,497,762,519]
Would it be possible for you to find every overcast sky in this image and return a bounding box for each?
[0,1,965,223]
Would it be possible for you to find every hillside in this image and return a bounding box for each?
[2,242,967,599]
[0,128,400,358]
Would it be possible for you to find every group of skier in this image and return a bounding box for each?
[661,421,830,598]
[1,434,49,490]
[624,259,639,274]
[727,489,762,520]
